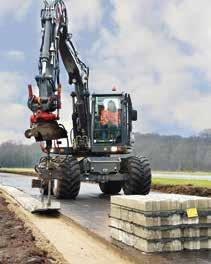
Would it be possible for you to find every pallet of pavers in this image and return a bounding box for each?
[110,193,211,252]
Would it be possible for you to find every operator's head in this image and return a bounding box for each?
[107,100,117,112]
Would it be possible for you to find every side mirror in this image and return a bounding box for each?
[132,110,137,121]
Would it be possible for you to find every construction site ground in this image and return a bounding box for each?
[1,172,211,263]
[0,194,57,264]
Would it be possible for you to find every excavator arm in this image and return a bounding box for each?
[25,0,90,149]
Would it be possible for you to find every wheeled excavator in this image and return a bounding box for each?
[25,0,151,204]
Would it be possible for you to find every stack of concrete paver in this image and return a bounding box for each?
[110,193,211,252]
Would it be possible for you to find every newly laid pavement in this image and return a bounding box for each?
[1,172,211,264]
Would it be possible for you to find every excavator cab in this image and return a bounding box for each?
[91,94,137,154]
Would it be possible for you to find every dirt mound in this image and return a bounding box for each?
[152,184,211,197]
[0,195,54,264]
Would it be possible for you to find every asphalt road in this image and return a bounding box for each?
[1,172,211,264]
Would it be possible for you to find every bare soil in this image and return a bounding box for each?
[152,184,211,196]
[0,194,53,264]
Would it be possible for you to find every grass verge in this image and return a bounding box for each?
[152,178,211,188]
[153,170,211,176]
[0,168,35,176]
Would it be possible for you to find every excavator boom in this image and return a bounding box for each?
[25,0,90,144]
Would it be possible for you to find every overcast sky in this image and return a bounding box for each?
[1,0,211,144]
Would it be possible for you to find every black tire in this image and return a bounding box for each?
[123,156,151,195]
[99,181,122,195]
[53,156,81,199]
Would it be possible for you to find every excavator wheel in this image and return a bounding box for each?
[53,156,81,199]
[99,181,122,195]
[123,156,151,195]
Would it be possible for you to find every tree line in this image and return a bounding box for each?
[134,133,211,171]
[0,142,42,168]
[1,133,211,171]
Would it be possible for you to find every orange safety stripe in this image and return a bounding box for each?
[100,110,120,126]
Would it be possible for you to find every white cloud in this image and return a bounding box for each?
[65,0,103,34]
[163,0,211,51]
[0,72,29,143]
[0,0,32,21]
[59,90,73,133]
[0,130,25,144]
[4,50,25,62]
[86,0,211,134]
[162,0,211,80]
[0,72,24,103]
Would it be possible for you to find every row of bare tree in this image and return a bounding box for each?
[1,133,211,171]
[135,133,211,171]
[0,142,42,168]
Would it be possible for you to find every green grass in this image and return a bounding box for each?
[0,168,34,172]
[152,178,211,188]
[0,168,35,176]
[152,170,211,176]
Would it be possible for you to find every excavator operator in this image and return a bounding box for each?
[100,100,120,140]
[100,100,120,126]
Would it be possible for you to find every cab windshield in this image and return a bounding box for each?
[93,96,122,144]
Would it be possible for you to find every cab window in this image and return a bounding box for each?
[93,96,122,144]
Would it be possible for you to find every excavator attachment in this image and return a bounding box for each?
[34,181,60,214]
[31,153,61,213]
[25,121,67,142]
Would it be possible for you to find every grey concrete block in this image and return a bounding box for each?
[111,225,211,252]
[182,216,200,225]
[111,193,211,213]
[200,216,211,224]
[110,216,211,239]
[111,228,183,252]
[184,239,211,250]
[111,204,182,227]
[111,194,182,212]
[200,239,211,249]
[183,227,211,238]
[110,218,182,240]
[110,193,211,252]
[181,198,210,210]
[183,240,201,250]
